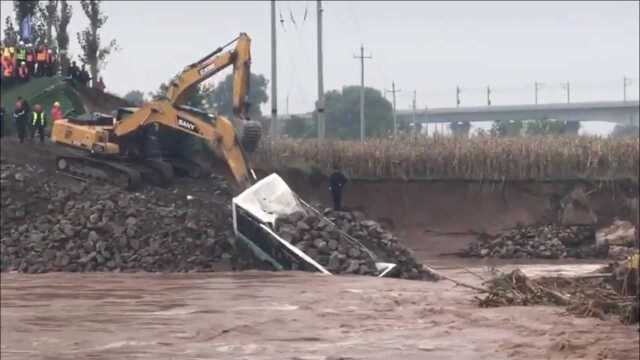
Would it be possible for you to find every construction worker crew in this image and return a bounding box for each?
[328,165,348,211]
[12,100,28,143]
[31,104,47,143]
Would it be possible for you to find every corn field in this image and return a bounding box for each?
[256,135,640,181]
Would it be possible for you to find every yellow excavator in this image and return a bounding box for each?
[51,33,262,191]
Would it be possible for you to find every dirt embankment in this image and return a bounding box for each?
[72,84,132,114]
[268,168,639,259]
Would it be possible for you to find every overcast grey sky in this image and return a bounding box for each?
[1,0,639,114]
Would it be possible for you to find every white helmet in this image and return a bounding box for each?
[19,41,24,46]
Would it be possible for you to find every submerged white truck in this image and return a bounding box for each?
[232,173,396,277]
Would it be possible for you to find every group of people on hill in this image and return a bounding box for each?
[65,61,90,87]
[1,42,58,85]
[65,61,106,92]
[0,97,63,144]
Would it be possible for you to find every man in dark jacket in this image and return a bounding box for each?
[12,100,27,143]
[16,97,31,138]
[328,165,348,211]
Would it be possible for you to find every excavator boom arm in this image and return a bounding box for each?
[165,33,251,120]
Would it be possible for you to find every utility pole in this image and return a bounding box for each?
[270,0,278,137]
[385,81,401,136]
[486,86,492,106]
[456,86,461,107]
[316,0,325,139]
[562,81,570,104]
[424,106,429,137]
[534,81,541,105]
[412,90,417,131]
[353,44,372,142]
[623,76,631,102]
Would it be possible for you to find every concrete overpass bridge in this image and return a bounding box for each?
[396,100,639,126]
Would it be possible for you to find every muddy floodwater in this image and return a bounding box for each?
[1,265,638,360]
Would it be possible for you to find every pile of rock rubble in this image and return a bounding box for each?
[596,219,638,261]
[1,159,433,279]
[1,162,235,273]
[464,225,603,259]
[276,207,433,280]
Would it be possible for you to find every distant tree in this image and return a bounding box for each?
[324,86,393,139]
[123,90,146,106]
[474,128,489,137]
[55,0,72,72]
[206,72,269,118]
[449,121,471,138]
[2,16,19,46]
[611,124,640,138]
[39,0,58,47]
[13,0,39,28]
[491,120,523,137]
[150,76,208,109]
[524,119,573,136]
[77,0,118,87]
[13,0,43,43]
[283,115,314,138]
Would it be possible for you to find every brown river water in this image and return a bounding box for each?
[1,264,638,360]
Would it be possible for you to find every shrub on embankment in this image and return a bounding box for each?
[257,136,639,181]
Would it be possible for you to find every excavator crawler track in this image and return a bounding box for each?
[143,159,174,187]
[55,155,143,190]
[164,157,207,179]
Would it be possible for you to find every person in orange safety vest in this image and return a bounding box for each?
[36,45,47,77]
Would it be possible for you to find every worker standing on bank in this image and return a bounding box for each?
[36,45,47,77]
[13,100,27,143]
[15,42,26,73]
[328,165,348,211]
[31,104,46,143]
[51,101,63,122]
[17,61,29,82]
[26,44,35,75]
